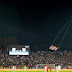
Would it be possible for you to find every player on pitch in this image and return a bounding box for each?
[24,66,26,71]
[13,66,16,71]
[44,66,47,72]
[47,65,48,72]
[58,65,61,72]
[56,65,58,72]
[50,65,52,72]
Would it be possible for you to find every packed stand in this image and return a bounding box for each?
[0,50,72,68]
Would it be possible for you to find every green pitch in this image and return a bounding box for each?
[0,71,72,72]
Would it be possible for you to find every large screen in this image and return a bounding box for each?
[8,45,30,55]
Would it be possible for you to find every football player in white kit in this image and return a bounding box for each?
[44,66,47,72]
[13,66,16,71]
[58,65,61,72]
[56,65,58,72]
[24,66,26,71]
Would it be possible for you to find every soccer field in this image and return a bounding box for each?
[0,71,72,72]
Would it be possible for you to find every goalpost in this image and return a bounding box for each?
[36,64,55,69]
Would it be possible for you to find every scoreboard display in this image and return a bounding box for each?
[8,45,30,55]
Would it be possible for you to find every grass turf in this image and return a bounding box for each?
[0,71,72,72]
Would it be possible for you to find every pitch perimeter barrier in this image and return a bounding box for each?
[0,69,72,71]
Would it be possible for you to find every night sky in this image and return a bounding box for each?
[0,3,72,51]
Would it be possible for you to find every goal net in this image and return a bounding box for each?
[36,64,55,69]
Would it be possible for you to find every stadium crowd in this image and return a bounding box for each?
[0,50,72,68]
